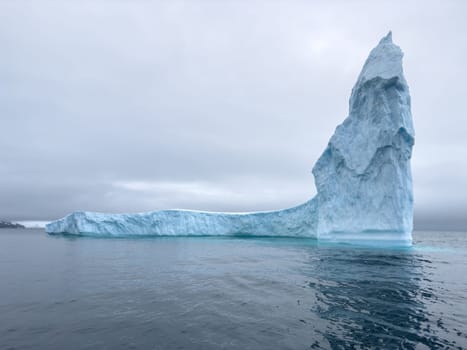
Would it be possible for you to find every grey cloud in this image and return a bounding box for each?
[1,0,466,230]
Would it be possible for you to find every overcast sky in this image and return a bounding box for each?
[1,0,466,230]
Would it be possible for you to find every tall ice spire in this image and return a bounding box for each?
[313,32,414,242]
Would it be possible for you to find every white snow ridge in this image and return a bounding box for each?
[46,32,414,246]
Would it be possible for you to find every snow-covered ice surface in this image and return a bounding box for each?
[46,32,414,245]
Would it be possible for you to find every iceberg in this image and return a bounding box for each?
[46,32,414,244]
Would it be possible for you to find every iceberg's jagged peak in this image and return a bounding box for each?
[356,31,405,84]
[46,32,414,246]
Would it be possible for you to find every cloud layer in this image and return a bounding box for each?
[1,1,466,230]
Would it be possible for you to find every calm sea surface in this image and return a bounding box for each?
[1,229,466,349]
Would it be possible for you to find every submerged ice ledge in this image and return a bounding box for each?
[46,32,415,245]
[318,231,413,247]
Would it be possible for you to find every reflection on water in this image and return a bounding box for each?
[303,248,456,349]
[0,230,466,349]
[308,251,435,348]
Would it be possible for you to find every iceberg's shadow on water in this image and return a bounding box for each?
[301,245,457,349]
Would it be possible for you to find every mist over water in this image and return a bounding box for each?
[1,229,466,349]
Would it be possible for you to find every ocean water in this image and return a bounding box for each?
[1,229,466,350]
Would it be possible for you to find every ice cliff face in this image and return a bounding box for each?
[46,32,414,244]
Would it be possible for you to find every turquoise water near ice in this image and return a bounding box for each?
[1,229,466,349]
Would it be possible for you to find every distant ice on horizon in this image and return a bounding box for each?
[16,221,49,229]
